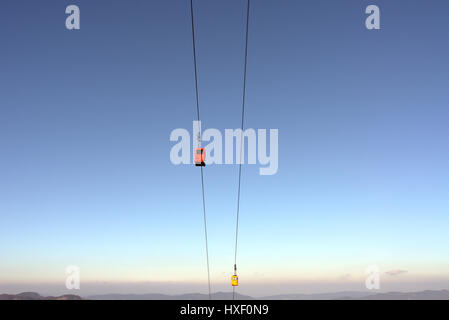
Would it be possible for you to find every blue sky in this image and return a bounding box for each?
[0,0,448,296]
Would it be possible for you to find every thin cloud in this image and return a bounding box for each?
[385,270,408,276]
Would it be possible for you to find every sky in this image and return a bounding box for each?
[0,0,448,296]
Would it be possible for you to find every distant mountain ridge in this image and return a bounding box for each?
[261,291,375,300]
[356,290,449,300]
[88,291,253,300]
[88,290,449,300]
[0,292,83,300]
[2,290,448,300]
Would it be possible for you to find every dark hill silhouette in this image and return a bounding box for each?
[0,292,83,300]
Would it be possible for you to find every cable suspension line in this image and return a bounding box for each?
[233,0,251,301]
[189,0,211,300]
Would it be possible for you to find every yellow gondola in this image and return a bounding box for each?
[231,274,239,286]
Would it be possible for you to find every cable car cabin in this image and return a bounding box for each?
[194,148,205,167]
[231,275,239,286]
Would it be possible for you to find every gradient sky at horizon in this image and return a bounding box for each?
[1,0,448,296]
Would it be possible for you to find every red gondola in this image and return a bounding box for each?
[194,148,205,167]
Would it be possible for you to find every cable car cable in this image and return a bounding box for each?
[190,0,201,125]
[233,0,251,301]
[189,0,211,300]
[200,167,211,299]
